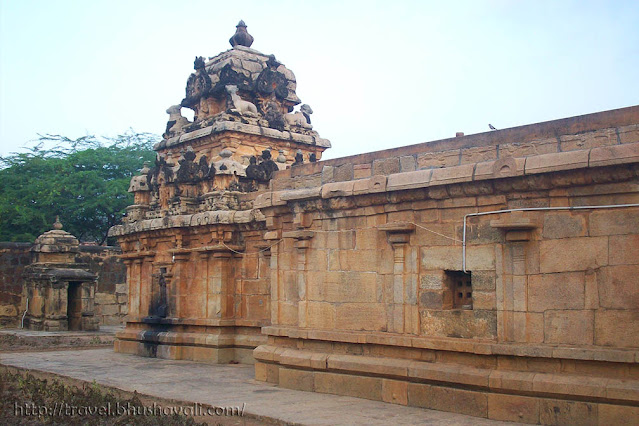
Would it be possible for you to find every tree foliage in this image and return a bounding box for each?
[0,131,158,245]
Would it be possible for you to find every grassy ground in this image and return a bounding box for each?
[0,368,206,425]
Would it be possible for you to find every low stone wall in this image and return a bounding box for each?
[0,243,31,326]
[0,244,127,327]
[77,246,128,326]
[269,105,639,191]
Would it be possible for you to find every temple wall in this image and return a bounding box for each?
[0,244,127,327]
[113,221,271,362]
[0,243,31,326]
[252,105,639,424]
[106,25,639,421]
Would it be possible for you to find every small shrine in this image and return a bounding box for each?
[22,217,99,331]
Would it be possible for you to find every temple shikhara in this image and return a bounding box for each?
[108,21,639,424]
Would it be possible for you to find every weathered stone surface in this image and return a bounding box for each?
[544,310,594,345]
[618,124,639,143]
[279,367,314,392]
[353,164,371,179]
[460,146,498,164]
[559,128,616,151]
[430,164,475,186]
[407,383,488,418]
[419,291,443,309]
[399,156,416,173]
[589,142,639,167]
[595,310,639,347]
[525,150,589,175]
[499,138,558,157]
[589,208,639,236]
[539,237,607,273]
[539,399,598,426]
[598,403,639,425]
[542,213,586,239]
[416,150,459,169]
[420,245,493,271]
[597,265,639,309]
[528,272,585,312]
[387,169,432,191]
[471,271,496,291]
[0,304,17,317]
[487,393,539,423]
[513,312,544,343]
[335,303,386,331]
[333,163,353,182]
[382,379,408,405]
[314,371,382,400]
[372,157,400,176]
[420,310,496,339]
[609,234,639,265]
[419,271,446,290]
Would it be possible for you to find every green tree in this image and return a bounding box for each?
[0,130,158,245]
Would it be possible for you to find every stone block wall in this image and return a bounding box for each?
[0,244,127,327]
[252,105,639,424]
[0,243,31,326]
[268,107,639,191]
[77,246,128,325]
[259,169,639,347]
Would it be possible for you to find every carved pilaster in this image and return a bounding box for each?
[283,230,314,328]
[490,212,539,342]
[378,222,418,334]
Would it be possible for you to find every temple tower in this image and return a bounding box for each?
[110,22,330,362]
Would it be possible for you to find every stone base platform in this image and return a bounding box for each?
[254,327,639,425]
[0,326,121,351]
[0,348,517,425]
[114,318,266,364]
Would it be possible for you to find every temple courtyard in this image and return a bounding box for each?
[0,340,520,425]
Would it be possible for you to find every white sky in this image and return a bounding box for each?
[1,0,638,160]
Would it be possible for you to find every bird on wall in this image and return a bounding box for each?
[489,124,497,130]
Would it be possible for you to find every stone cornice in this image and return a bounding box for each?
[108,208,266,237]
[155,121,331,150]
[254,142,639,209]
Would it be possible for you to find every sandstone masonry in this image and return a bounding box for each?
[109,22,639,425]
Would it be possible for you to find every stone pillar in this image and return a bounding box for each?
[170,251,191,318]
[490,213,538,343]
[123,259,136,317]
[195,251,209,319]
[214,251,234,318]
[263,229,281,326]
[282,231,313,328]
[379,222,418,334]
[80,281,99,331]
[132,258,144,316]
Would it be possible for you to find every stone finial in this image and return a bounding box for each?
[229,20,254,48]
[141,162,151,175]
[53,216,63,230]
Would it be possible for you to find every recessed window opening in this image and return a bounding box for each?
[446,270,472,310]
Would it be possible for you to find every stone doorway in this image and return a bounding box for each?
[67,281,82,331]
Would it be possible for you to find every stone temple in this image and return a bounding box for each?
[109,22,639,424]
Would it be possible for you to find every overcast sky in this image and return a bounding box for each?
[1,0,638,160]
